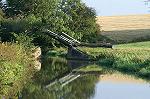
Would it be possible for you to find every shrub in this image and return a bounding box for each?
[0,42,34,97]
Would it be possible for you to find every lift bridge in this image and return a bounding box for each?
[43,29,112,59]
[42,29,107,94]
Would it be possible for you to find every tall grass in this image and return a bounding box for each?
[78,46,150,78]
[0,42,34,97]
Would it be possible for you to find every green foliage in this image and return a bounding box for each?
[5,0,70,32]
[79,46,150,78]
[0,42,34,97]
[1,14,42,33]
[13,33,34,49]
[1,0,70,48]
[139,66,150,77]
[1,0,101,49]
[6,0,59,16]
[0,15,43,47]
[61,0,100,41]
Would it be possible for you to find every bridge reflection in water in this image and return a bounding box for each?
[45,57,98,89]
[20,57,150,99]
[20,57,100,98]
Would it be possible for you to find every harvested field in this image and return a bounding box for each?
[97,14,150,43]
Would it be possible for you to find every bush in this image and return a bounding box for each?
[0,42,34,97]
[13,33,34,49]
[139,67,150,78]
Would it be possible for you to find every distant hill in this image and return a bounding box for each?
[97,14,150,44]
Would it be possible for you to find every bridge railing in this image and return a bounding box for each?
[61,32,81,44]
[43,29,79,46]
[43,29,112,48]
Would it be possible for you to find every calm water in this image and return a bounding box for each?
[19,57,150,99]
[93,74,150,99]
[1,57,149,98]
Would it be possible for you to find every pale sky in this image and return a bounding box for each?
[1,0,149,16]
[82,0,150,16]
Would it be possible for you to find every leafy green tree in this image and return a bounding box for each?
[3,0,70,48]
[6,0,69,32]
[6,0,58,16]
[61,0,101,42]
[6,0,100,38]
[2,0,102,49]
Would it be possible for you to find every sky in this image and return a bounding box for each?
[82,0,150,16]
[1,0,149,16]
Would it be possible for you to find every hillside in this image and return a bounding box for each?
[97,14,150,43]
[97,14,150,31]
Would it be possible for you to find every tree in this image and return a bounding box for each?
[1,0,101,49]
[60,0,100,42]
[6,0,100,37]
[3,0,71,48]
[6,0,73,32]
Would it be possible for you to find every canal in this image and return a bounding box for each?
[19,57,150,99]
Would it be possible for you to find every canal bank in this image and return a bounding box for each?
[0,43,41,98]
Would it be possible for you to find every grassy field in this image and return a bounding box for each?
[101,29,150,44]
[78,41,150,78]
[114,41,150,48]
[97,14,150,43]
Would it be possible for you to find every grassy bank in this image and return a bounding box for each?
[44,47,67,57]
[78,42,150,78]
[114,41,150,48]
[0,42,35,98]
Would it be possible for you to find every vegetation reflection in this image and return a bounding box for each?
[21,57,99,99]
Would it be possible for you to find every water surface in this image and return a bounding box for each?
[93,73,150,99]
[19,57,150,99]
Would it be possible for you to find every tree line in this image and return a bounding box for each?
[0,0,101,51]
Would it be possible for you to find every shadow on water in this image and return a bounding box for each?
[18,57,150,99]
